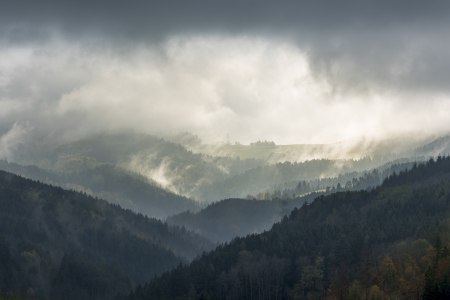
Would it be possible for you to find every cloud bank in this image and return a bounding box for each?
[1,0,450,147]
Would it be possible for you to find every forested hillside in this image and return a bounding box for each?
[9,133,437,207]
[197,158,377,202]
[258,160,418,200]
[0,160,198,219]
[11,133,265,203]
[0,171,212,300]
[168,161,422,245]
[130,157,450,300]
[167,193,320,243]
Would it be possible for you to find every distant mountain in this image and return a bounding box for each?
[197,158,379,202]
[187,135,426,163]
[24,133,263,202]
[0,171,213,300]
[167,194,321,244]
[0,160,198,219]
[257,159,420,200]
[170,161,420,245]
[129,157,450,300]
[10,132,442,207]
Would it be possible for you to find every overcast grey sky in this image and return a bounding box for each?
[1,0,450,150]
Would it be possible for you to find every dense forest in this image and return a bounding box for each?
[0,160,198,219]
[129,157,450,300]
[2,133,450,300]
[168,161,422,245]
[0,171,212,300]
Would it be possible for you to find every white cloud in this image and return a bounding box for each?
[0,35,449,147]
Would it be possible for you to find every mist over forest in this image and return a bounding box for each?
[1,1,450,299]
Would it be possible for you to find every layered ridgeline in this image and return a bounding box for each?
[11,132,428,204]
[0,160,197,219]
[167,194,320,244]
[256,160,419,201]
[5,132,448,219]
[9,133,264,205]
[195,158,380,202]
[167,161,418,244]
[0,157,418,220]
[180,135,426,163]
[0,171,213,300]
[5,133,224,217]
[178,134,447,202]
[129,157,450,300]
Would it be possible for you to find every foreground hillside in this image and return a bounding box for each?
[0,171,212,300]
[130,157,450,300]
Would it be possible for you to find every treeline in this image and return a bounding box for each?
[199,158,378,202]
[252,161,417,200]
[128,156,450,300]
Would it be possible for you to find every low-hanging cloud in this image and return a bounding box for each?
[1,0,450,149]
[0,35,449,148]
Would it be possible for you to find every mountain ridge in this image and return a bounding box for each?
[129,156,450,300]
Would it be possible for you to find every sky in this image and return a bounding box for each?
[1,0,450,148]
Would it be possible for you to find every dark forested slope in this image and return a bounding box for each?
[130,157,450,300]
[167,193,320,244]
[0,171,212,300]
[167,161,417,245]
[0,160,198,219]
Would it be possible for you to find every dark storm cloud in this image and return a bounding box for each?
[2,0,449,40]
[1,0,450,150]
[3,0,450,93]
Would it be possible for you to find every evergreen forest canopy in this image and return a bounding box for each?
[166,160,417,244]
[0,132,449,300]
[0,133,450,300]
[128,157,450,300]
[0,170,212,299]
[0,159,198,219]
